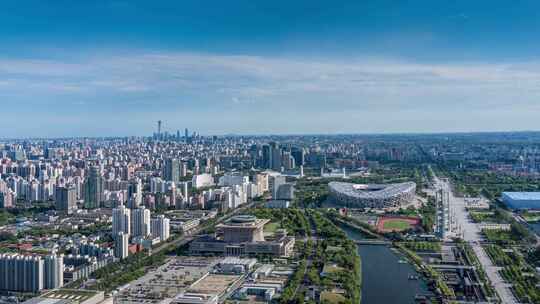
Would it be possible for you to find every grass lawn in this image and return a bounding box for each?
[382,219,412,231]
[322,263,344,275]
[320,292,347,303]
[264,222,280,233]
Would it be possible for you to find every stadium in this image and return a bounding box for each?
[328,181,416,209]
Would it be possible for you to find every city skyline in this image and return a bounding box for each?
[2,0,540,137]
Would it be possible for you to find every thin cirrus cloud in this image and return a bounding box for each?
[1,52,540,136]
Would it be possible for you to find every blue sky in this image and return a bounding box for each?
[1,0,540,137]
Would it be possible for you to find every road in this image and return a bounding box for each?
[432,175,518,304]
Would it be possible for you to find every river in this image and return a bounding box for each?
[340,224,431,304]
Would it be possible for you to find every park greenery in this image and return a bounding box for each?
[274,209,362,304]
[484,245,539,303]
[246,207,311,237]
[279,241,310,303]
[500,264,540,303]
[307,210,361,304]
[402,241,441,252]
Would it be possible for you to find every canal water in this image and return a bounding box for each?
[340,224,431,304]
[530,222,540,235]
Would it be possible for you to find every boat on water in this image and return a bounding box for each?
[398,259,407,264]
[408,274,419,280]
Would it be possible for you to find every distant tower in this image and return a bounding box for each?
[157,120,162,138]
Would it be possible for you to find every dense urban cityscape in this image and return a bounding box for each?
[0,130,538,304]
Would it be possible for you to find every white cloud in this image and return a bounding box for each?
[1,52,540,135]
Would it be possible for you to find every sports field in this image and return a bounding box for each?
[320,292,347,303]
[377,216,419,232]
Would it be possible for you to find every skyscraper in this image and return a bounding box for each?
[270,142,282,171]
[163,158,180,182]
[114,232,129,260]
[83,166,103,209]
[151,215,170,242]
[112,205,131,237]
[55,185,77,214]
[291,147,305,167]
[127,179,142,209]
[262,145,272,169]
[131,206,151,237]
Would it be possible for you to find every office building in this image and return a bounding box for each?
[55,185,77,214]
[84,166,103,209]
[269,175,286,199]
[270,142,282,171]
[163,158,180,182]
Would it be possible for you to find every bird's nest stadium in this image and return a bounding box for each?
[328,181,416,209]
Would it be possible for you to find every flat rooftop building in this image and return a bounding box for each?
[501,192,540,210]
[216,215,269,243]
[190,216,295,257]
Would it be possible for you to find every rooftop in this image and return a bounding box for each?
[502,192,540,200]
[329,181,416,199]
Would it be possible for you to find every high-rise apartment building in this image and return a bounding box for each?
[112,205,131,236]
[43,254,64,289]
[114,232,129,260]
[0,254,49,292]
[151,215,170,242]
[131,206,151,237]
